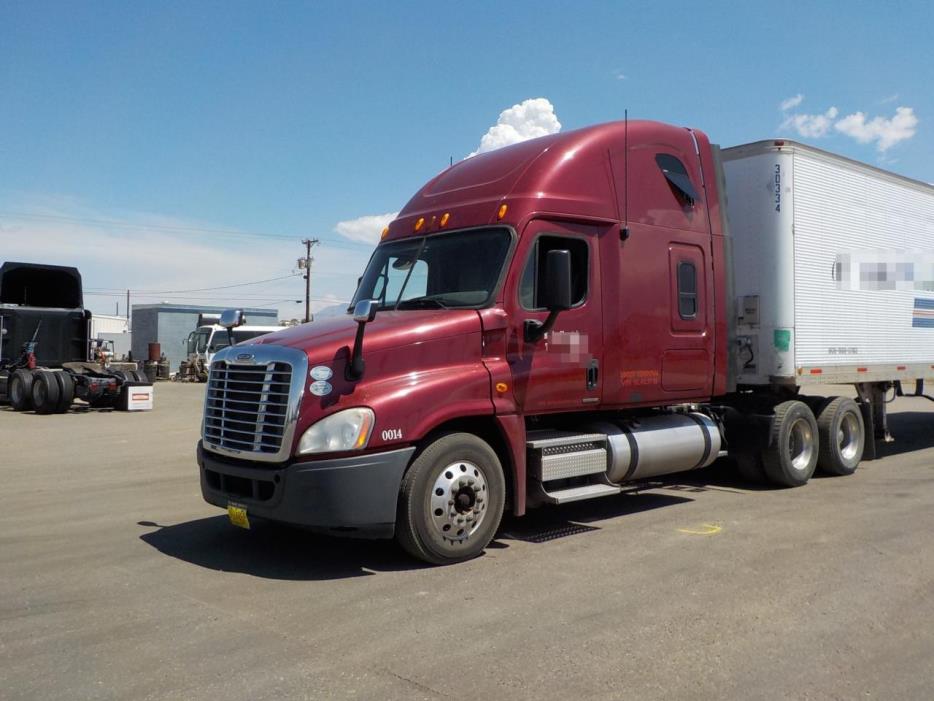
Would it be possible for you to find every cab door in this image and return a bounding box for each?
[505,220,604,414]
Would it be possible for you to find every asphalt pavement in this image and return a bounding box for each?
[2,383,934,700]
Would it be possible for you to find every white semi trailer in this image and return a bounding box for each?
[723,139,934,461]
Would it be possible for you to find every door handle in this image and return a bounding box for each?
[586,358,599,390]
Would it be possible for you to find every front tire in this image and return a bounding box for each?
[762,400,819,487]
[817,397,864,476]
[396,432,505,565]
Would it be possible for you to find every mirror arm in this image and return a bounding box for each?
[346,321,367,381]
[524,309,561,343]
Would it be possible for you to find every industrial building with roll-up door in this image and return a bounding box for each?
[131,304,279,373]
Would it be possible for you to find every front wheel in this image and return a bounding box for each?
[396,432,505,565]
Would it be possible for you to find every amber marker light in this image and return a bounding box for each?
[354,411,374,449]
[414,217,425,232]
[440,212,450,227]
[495,382,508,393]
[497,204,508,220]
[380,227,390,240]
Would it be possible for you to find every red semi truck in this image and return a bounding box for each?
[198,120,934,564]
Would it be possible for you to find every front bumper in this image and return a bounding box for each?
[198,441,416,538]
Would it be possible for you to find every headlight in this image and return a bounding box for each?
[297,407,375,455]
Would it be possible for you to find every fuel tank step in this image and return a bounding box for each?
[538,483,621,504]
[526,430,608,482]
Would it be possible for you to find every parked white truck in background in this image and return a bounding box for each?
[181,323,281,382]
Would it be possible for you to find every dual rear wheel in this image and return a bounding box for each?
[736,396,865,487]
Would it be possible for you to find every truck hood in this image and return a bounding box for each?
[248,309,482,361]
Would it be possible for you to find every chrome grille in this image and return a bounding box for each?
[201,345,307,462]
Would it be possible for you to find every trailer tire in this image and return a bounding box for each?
[31,371,61,415]
[396,432,505,565]
[816,397,864,476]
[9,369,35,411]
[128,370,146,383]
[54,371,75,413]
[762,400,819,487]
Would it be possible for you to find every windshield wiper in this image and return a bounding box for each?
[396,297,448,310]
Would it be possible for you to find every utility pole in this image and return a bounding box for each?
[299,238,319,323]
[126,289,131,331]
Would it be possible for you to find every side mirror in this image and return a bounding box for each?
[540,249,573,311]
[353,299,378,324]
[347,300,378,381]
[525,250,573,343]
[220,309,245,329]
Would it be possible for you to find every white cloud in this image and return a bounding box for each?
[468,98,561,157]
[615,72,627,81]
[780,106,839,138]
[834,106,918,152]
[334,211,398,245]
[0,198,364,319]
[780,93,804,111]
[879,93,899,104]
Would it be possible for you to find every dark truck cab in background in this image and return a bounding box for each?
[198,120,903,564]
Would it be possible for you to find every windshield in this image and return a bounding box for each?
[193,329,210,354]
[210,328,275,352]
[351,228,512,311]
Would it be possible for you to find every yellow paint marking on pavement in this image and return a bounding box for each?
[677,524,722,536]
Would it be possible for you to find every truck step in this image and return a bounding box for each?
[538,483,622,504]
[526,430,608,481]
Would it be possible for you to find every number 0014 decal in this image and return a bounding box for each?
[381,428,403,441]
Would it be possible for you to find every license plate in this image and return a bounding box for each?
[227,503,250,529]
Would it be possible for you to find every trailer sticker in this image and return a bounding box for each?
[912,298,934,328]
[773,329,791,352]
[773,164,781,212]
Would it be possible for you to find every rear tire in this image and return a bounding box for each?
[762,400,819,487]
[54,371,75,413]
[396,432,505,565]
[31,371,61,415]
[817,397,864,476]
[9,369,35,411]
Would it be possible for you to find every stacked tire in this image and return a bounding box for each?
[8,369,75,414]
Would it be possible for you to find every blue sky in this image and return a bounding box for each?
[2,1,931,319]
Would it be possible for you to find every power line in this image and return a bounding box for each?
[85,272,302,295]
[0,210,375,250]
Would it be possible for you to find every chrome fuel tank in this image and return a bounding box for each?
[589,413,721,483]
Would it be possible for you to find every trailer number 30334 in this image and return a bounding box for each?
[381,428,403,441]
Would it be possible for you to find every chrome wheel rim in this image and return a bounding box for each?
[838,411,861,461]
[788,417,815,471]
[429,460,488,542]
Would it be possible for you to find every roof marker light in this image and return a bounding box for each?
[414,217,425,232]
[381,227,390,240]
[497,204,508,220]
[440,212,450,227]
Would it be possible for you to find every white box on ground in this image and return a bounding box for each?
[123,385,154,411]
